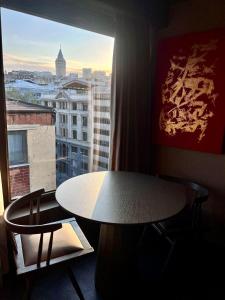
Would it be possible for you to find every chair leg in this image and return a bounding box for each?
[67,267,85,300]
[162,240,176,275]
[22,276,32,300]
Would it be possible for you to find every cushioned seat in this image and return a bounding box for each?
[21,223,84,266]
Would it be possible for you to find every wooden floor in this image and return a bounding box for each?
[2,228,225,300]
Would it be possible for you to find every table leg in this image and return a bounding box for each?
[95,224,141,299]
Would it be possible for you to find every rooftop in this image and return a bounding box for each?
[63,79,89,90]
[6,99,54,113]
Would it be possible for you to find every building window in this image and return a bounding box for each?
[44,101,48,107]
[93,139,109,147]
[52,101,56,108]
[94,105,110,112]
[94,128,110,136]
[83,132,88,141]
[94,117,110,124]
[62,144,67,157]
[59,114,67,124]
[73,130,77,140]
[93,160,108,169]
[82,162,88,171]
[82,116,88,127]
[59,102,67,109]
[72,115,77,125]
[60,161,67,174]
[93,149,109,158]
[80,148,88,156]
[82,104,88,111]
[60,128,68,138]
[72,103,77,110]
[71,146,78,153]
[8,131,28,165]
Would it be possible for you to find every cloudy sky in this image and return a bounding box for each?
[1,8,114,74]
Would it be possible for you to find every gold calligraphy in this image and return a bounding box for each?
[159,39,218,142]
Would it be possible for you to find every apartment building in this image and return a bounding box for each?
[6,99,56,198]
[92,81,111,171]
[40,79,92,185]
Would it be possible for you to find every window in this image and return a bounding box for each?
[81,162,88,171]
[83,132,88,141]
[93,160,108,169]
[94,117,110,124]
[72,103,77,110]
[82,116,88,127]
[8,131,27,165]
[59,102,67,109]
[80,148,88,156]
[2,8,113,197]
[82,104,88,111]
[60,114,67,124]
[93,139,109,147]
[72,115,77,125]
[94,105,110,112]
[71,146,78,153]
[94,128,110,136]
[62,144,67,157]
[60,162,67,174]
[93,149,109,158]
[73,130,77,140]
[60,128,68,138]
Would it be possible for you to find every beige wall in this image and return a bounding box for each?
[28,125,56,192]
[155,0,225,243]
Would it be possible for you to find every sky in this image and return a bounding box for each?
[1,8,114,74]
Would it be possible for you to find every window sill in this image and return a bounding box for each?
[9,163,30,169]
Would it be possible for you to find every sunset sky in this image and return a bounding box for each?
[1,8,114,74]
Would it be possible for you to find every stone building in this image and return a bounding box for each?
[55,47,66,78]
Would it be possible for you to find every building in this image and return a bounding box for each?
[7,99,56,198]
[92,81,110,171]
[40,79,92,185]
[82,68,92,80]
[55,47,66,78]
[40,75,111,183]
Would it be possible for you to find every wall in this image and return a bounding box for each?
[28,125,56,192]
[155,0,225,243]
[7,112,53,126]
[9,165,30,198]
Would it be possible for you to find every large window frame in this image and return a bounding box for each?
[0,11,10,206]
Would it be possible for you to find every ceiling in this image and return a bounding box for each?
[2,0,170,36]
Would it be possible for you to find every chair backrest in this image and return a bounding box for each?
[158,175,209,230]
[4,189,62,267]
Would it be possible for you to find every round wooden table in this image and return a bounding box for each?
[56,171,186,298]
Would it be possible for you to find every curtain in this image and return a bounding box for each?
[110,15,153,173]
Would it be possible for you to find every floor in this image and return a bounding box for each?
[2,227,225,300]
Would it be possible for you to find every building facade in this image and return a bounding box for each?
[7,99,56,198]
[40,79,92,185]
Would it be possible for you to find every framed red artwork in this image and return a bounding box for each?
[153,28,225,154]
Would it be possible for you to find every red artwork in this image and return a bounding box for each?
[153,29,225,154]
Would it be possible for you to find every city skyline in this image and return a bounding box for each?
[1,8,114,74]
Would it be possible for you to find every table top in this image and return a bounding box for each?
[56,171,187,225]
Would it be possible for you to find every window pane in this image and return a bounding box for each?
[8,131,27,165]
[2,8,113,198]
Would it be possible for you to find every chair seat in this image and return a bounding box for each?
[21,223,84,266]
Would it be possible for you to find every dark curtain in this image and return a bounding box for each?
[110,15,153,173]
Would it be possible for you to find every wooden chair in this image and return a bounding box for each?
[152,175,209,273]
[3,189,94,299]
